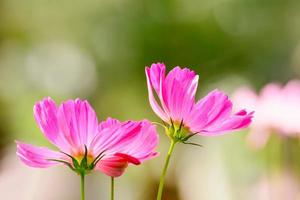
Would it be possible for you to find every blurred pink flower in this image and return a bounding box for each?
[145,63,253,141]
[250,170,300,200]
[233,80,300,149]
[16,98,158,177]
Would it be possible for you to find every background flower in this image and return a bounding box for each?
[233,80,300,149]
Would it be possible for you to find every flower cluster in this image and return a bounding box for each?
[16,63,253,200]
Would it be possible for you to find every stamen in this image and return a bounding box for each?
[178,119,184,132]
[170,118,174,128]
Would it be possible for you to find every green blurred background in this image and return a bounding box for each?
[1,0,300,199]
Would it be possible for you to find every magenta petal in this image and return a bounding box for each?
[16,141,66,168]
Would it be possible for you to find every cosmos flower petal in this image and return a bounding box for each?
[96,155,130,177]
[201,110,254,135]
[145,64,169,122]
[163,67,198,121]
[16,141,66,168]
[93,119,159,176]
[34,97,69,152]
[98,117,121,131]
[57,99,98,154]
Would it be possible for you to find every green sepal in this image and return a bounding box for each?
[165,120,202,147]
[50,146,106,175]
[80,146,88,168]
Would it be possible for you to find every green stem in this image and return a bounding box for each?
[111,177,115,200]
[80,173,85,200]
[156,140,176,200]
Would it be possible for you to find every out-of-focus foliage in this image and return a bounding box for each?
[1,0,300,199]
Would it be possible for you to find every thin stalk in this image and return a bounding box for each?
[156,140,176,200]
[80,173,85,200]
[111,177,115,200]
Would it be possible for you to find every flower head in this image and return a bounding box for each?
[233,80,300,149]
[16,98,158,177]
[145,63,253,142]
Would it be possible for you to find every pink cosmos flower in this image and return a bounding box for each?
[233,80,300,149]
[145,63,253,141]
[16,98,158,177]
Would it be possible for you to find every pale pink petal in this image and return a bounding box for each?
[246,127,271,149]
[260,83,282,100]
[16,141,66,168]
[232,86,258,111]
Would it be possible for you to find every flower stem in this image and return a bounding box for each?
[156,140,176,200]
[111,177,115,200]
[80,173,85,200]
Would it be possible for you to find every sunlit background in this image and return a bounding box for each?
[1,0,300,199]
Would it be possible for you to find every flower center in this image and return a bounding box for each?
[74,153,94,166]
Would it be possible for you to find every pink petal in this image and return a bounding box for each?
[96,155,130,177]
[201,110,254,135]
[232,86,257,111]
[246,127,271,149]
[162,66,199,122]
[145,64,169,122]
[34,97,69,152]
[16,141,66,168]
[89,119,141,155]
[97,153,142,177]
[57,99,98,155]
[98,117,121,130]
[186,90,231,132]
[115,120,159,161]
[186,90,253,135]
[93,119,159,177]
[114,153,141,165]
